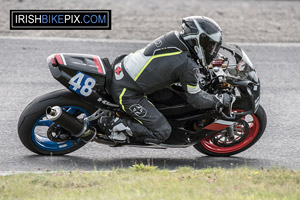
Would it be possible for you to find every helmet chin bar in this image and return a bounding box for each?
[195,46,207,67]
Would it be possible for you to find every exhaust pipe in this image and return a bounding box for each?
[46,106,96,142]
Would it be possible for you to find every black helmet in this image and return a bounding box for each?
[181,16,222,66]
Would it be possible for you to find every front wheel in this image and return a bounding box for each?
[18,89,97,155]
[194,105,267,156]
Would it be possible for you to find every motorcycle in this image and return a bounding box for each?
[18,44,267,156]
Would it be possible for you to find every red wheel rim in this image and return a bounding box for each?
[200,110,260,154]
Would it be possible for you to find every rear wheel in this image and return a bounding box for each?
[194,105,267,156]
[18,89,97,155]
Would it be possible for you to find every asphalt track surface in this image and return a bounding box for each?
[0,37,300,172]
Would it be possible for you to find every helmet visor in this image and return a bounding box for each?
[200,34,221,64]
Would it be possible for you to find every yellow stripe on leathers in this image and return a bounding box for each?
[119,88,143,124]
[187,84,197,88]
[119,88,127,112]
[134,51,182,81]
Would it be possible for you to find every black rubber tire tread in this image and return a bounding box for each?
[193,105,267,156]
[18,89,97,155]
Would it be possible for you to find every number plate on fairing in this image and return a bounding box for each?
[68,71,96,97]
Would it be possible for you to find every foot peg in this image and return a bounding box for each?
[80,128,97,143]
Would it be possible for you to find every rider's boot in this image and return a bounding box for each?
[98,111,133,143]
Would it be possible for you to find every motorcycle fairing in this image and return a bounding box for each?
[203,119,235,131]
[47,53,110,106]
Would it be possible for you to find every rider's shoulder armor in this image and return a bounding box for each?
[144,31,188,56]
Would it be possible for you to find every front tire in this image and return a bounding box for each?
[18,89,97,155]
[194,105,267,156]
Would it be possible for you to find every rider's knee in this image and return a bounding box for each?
[155,122,172,142]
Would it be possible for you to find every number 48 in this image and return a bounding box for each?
[69,72,96,97]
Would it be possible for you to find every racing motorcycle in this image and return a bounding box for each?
[18,44,267,156]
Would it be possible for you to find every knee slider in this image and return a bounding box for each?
[152,119,172,142]
[159,123,172,141]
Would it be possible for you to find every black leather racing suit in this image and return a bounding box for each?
[110,31,217,143]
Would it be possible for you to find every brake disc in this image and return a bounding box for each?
[211,119,250,147]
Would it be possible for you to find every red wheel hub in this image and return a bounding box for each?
[200,110,260,153]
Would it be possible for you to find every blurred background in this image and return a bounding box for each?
[1,0,299,42]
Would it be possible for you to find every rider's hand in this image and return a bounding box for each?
[215,93,232,108]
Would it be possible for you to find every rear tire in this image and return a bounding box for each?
[194,105,267,156]
[18,89,97,155]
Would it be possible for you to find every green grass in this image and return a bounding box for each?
[0,165,300,200]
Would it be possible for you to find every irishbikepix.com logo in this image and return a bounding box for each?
[10,10,111,30]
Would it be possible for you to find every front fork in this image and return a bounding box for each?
[226,125,235,139]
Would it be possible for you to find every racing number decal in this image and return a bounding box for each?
[68,72,96,97]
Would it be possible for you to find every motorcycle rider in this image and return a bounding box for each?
[98,16,231,144]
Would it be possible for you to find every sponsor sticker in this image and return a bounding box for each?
[129,104,147,118]
[114,63,124,80]
[154,38,162,47]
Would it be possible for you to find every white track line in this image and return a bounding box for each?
[0,36,150,44]
[0,36,300,46]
